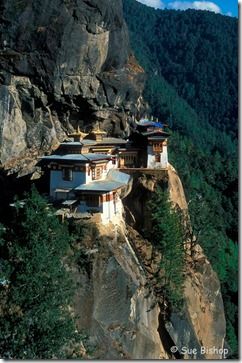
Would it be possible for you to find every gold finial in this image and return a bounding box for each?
[92,121,106,135]
[68,126,88,140]
[88,121,106,141]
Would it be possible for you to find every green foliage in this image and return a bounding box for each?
[224,240,238,294]
[226,320,238,358]
[123,0,238,138]
[123,0,238,355]
[0,188,76,359]
[149,188,185,309]
[187,195,238,355]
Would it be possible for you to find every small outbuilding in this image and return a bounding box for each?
[40,152,131,223]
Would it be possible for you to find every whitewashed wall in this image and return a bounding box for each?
[50,170,87,198]
[147,144,168,168]
[101,196,123,224]
[160,145,168,168]
[76,193,123,224]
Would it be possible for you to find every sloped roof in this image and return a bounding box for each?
[136,119,164,128]
[41,153,111,163]
[75,180,125,192]
[142,130,169,137]
[96,137,127,145]
[60,140,96,146]
[108,169,130,184]
[61,137,127,147]
[75,170,131,193]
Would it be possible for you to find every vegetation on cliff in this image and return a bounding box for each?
[0,189,78,359]
[149,189,185,309]
[123,0,238,356]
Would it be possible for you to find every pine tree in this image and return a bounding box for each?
[149,188,185,309]
[0,188,76,359]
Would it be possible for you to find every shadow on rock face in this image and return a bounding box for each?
[0,0,147,175]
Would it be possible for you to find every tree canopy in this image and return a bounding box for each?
[149,189,185,310]
[0,188,76,359]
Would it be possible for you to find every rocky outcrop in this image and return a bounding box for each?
[167,165,226,359]
[121,165,226,359]
[0,76,64,174]
[72,219,168,359]
[173,248,226,359]
[0,0,146,174]
[67,166,226,359]
[168,163,188,210]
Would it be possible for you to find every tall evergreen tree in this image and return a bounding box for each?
[149,188,185,309]
[0,188,76,359]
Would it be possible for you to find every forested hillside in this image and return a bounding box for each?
[123,0,238,357]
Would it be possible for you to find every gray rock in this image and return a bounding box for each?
[0,0,146,173]
[73,223,168,359]
[0,84,27,164]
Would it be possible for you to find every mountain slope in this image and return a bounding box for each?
[123,0,238,357]
[123,0,238,137]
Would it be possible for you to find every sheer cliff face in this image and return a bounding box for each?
[73,220,169,359]
[120,166,226,359]
[0,0,145,173]
[69,167,226,359]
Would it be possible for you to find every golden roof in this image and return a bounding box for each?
[91,123,106,135]
[68,126,88,139]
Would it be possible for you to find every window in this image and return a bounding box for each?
[91,168,95,180]
[92,166,103,180]
[155,153,161,162]
[153,143,163,152]
[86,195,100,207]
[62,168,73,181]
[96,167,102,180]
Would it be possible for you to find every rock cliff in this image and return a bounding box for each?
[0,0,146,174]
[0,1,226,359]
[71,166,226,359]
[72,219,168,359]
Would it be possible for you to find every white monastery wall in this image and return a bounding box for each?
[147,145,168,169]
[160,145,168,168]
[50,170,86,198]
[101,195,123,224]
[147,145,155,168]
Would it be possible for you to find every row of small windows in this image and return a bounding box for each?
[62,166,105,181]
[153,143,163,152]
[124,155,136,161]
[153,143,162,148]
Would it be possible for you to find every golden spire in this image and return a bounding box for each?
[89,122,106,141]
[92,121,106,135]
[68,126,88,141]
